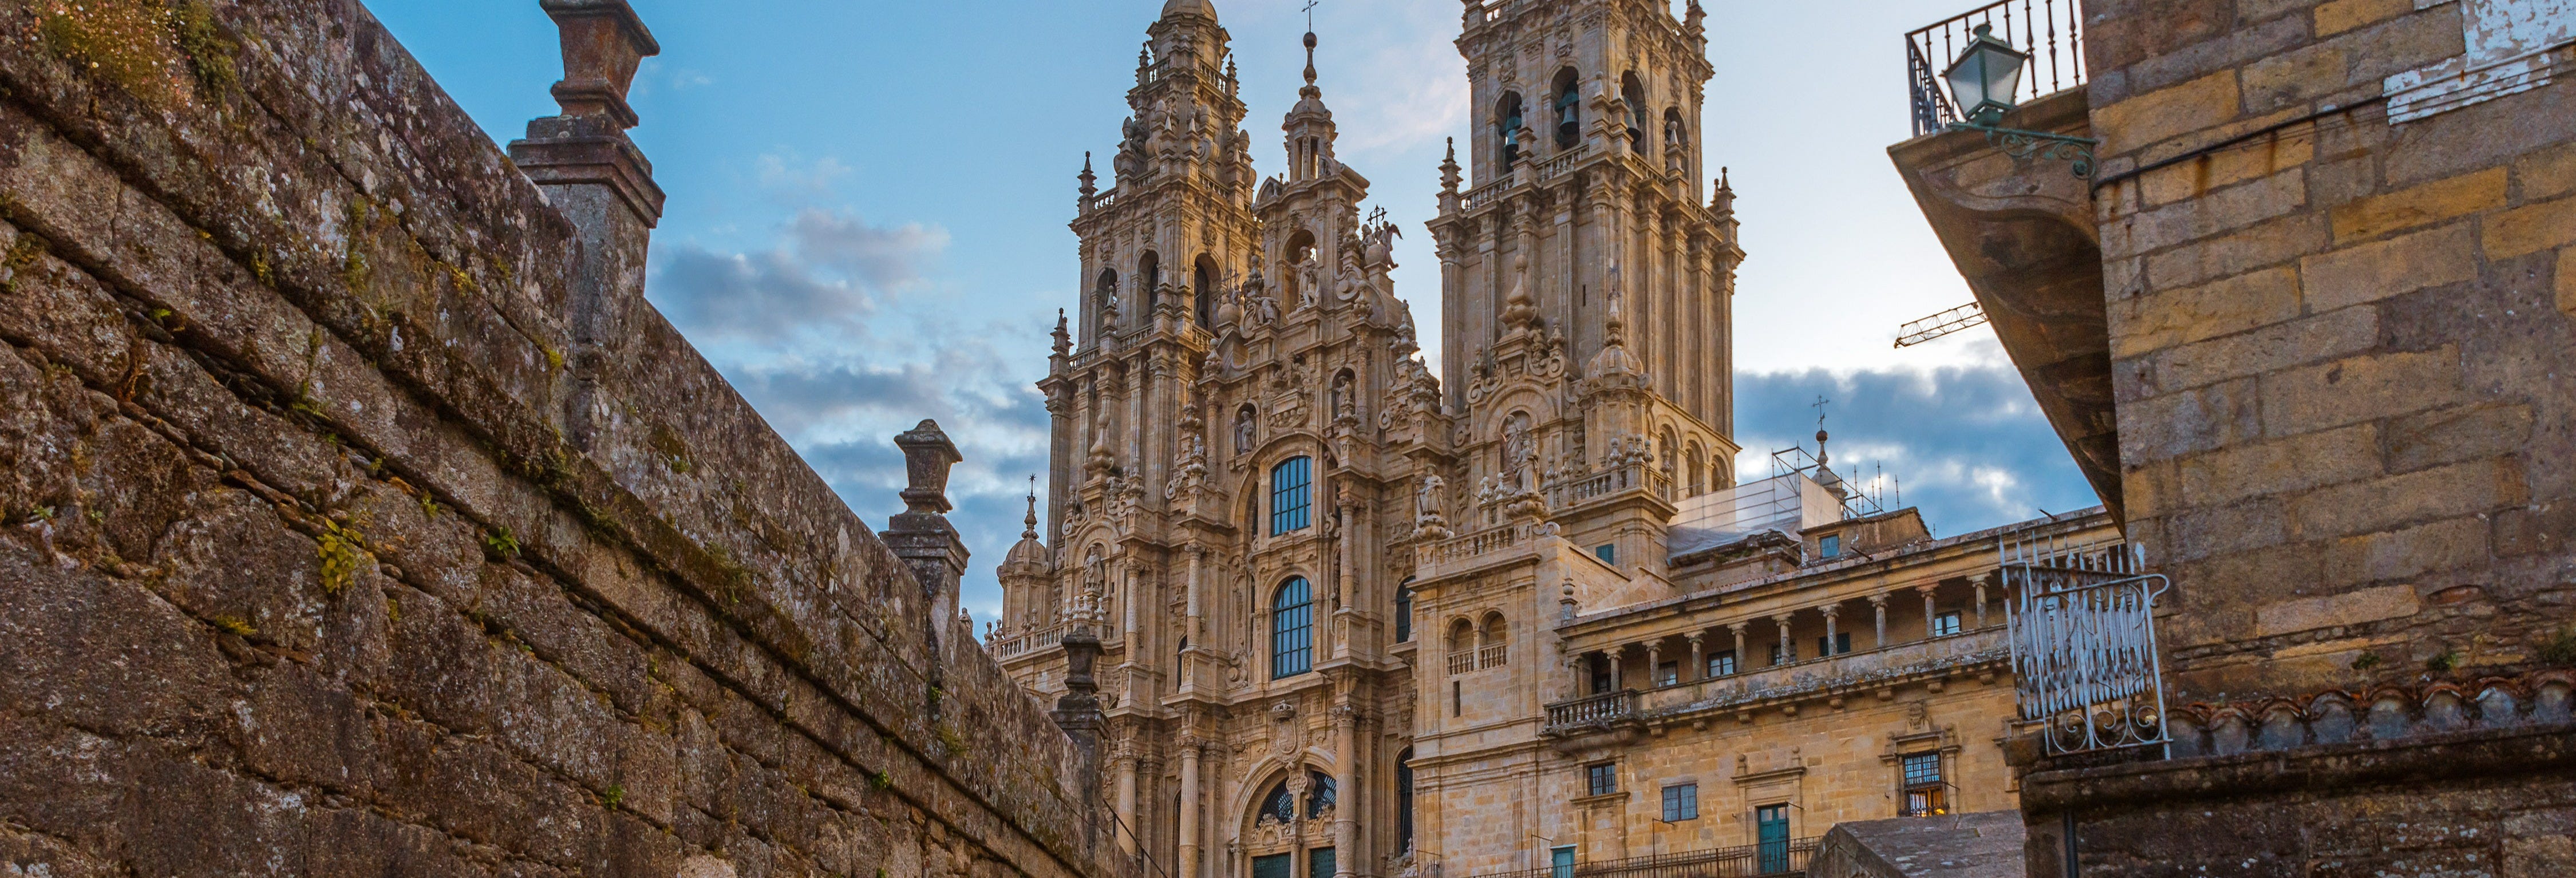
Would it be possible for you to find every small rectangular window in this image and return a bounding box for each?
[1819,534,1841,558]
[1902,753,1948,817]
[1656,662,1679,687]
[1706,651,1737,677]
[1770,643,1792,666]
[1594,544,1617,564]
[1585,762,1618,797]
[1660,783,1698,821]
[1590,654,1614,694]
[1452,681,1462,717]
[1933,611,1963,637]
[1815,632,1852,656]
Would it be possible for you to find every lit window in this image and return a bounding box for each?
[1820,534,1842,558]
[1706,651,1737,677]
[1933,611,1963,637]
[1902,753,1949,817]
[1594,544,1617,564]
[1661,783,1698,822]
[1271,457,1313,535]
[1273,578,1314,678]
[1585,762,1618,797]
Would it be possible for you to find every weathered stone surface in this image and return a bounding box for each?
[0,2,1120,877]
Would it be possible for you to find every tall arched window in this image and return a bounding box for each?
[1194,255,1220,329]
[1271,457,1314,535]
[1552,69,1582,149]
[1138,252,1161,315]
[1396,749,1416,853]
[1496,92,1525,171]
[1394,578,1416,643]
[1622,73,1647,152]
[1686,442,1707,496]
[1273,577,1314,678]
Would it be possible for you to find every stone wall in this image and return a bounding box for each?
[0,1,1123,877]
[2084,0,2576,703]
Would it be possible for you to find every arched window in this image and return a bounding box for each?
[1235,406,1258,455]
[1447,618,1476,655]
[1657,426,1679,479]
[1306,771,1337,819]
[1093,268,1119,333]
[1496,92,1525,171]
[1552,68,1582,149]
[1194,255,1220,329]
[1396,749,1416,853]
[1394,578,1416,643]
[1686,442,1707,496]
[1138,252,1161,315]
[1273,577,1314,678]
[1622,73,1647,152]
[1270,457,1314,535]
[1261,781,1297,824]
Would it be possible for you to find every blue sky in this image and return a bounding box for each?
[368,0,2100,618]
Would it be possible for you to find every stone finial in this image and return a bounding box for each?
[894,419,963,515]
[539,0,661,130]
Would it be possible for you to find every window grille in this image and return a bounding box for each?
[2001,533,2172,757]
[1273,577,1314,678]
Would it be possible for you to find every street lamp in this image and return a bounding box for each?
[1943,25,2028,126]
[1941,24,2096,178]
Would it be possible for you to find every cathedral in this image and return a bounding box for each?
[986,2,2072,877]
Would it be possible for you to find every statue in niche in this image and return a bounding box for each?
[1502,412,1535,478]
[1234,406,1257,456]
[1293,250,1322,311]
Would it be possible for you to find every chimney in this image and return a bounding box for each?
[510,0,665,445]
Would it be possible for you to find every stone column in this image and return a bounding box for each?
[1773,613,1794,666]
[1922,586,1941,639]
[1609,645,1627,691]
[1972,574,1993,629]
[1822,605,1841,656]
[1687,633,1705,682]
[1645,641,1664,687]
[1333,705,1361,878]
[1115,746,1140,856]
[1729,623,1748,672]
[1179,733,1205,878]
[1185,545,1207,689]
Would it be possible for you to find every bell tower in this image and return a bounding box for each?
[1427,0,1743,563]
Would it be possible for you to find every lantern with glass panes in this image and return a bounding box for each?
[1941,24,2097,179]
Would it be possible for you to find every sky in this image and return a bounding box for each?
[366,0,2101,620]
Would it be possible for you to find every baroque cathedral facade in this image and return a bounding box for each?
[992,1,1747,877]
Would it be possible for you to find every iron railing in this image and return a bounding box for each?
[2000,533,2172,757]
[1907,0,2088,136]
[1459,838,1822,878]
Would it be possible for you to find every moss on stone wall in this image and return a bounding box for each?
[35,0,232,107]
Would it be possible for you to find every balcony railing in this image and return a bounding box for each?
[1459,837,1822,878]
[1907,0,2088,136]
[1480,643,1509,670]
[1546,462,1674,511]
[1636,625,2011,719]
[1448,650,1477,676]
[1544,689,1639,733]
[991,624,1064,659]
